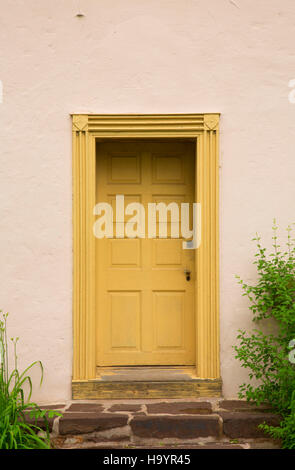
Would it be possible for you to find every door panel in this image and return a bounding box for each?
[96,141,195,366]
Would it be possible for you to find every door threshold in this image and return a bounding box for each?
[96,366,198,382]
[72,367,222,399]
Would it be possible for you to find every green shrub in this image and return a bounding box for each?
[0,311,62,449]
[234,220,295,448]
[259,390,295,448]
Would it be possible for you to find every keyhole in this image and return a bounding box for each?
[185,270,191,281]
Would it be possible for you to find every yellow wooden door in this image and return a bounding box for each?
[96,141,195,366]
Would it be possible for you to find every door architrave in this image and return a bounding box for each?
[72,113,220,389]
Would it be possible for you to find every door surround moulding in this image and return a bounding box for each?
[71,113,221,396]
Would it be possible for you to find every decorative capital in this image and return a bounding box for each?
[72,114,88,132]
[204,114,219,131]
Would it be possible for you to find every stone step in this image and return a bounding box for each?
[44,399,282,448]
[51,440,280,450]
[72,379,222,399]
[59,442,246,449]
[129,415,221,439]
[219,411,280,439]
[59,412,129,435]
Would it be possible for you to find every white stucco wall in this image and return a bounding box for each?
[0,0,295,402]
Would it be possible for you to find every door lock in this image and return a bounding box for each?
[184,269,191,281]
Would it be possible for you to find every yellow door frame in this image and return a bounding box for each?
[72,113,220,392]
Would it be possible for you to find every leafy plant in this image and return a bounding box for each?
[259,390,295,448]
[0,311,62,449]
[234,220,295,448]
